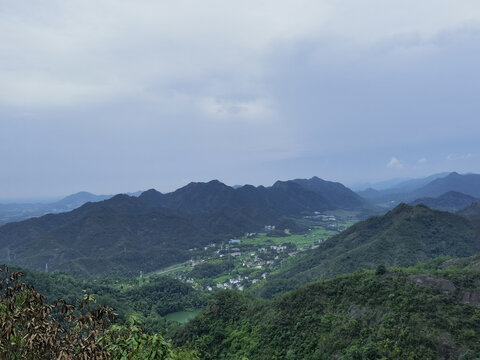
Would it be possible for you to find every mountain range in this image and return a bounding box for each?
[358,172,480,208]
[1,172,479,278]
[0,177,367,276]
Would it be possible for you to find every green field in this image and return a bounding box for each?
[164,310,201,323]
[146,261,192,277]
[240,226,339,249]
[212,274,233,283]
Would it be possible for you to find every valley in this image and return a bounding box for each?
[2,173,480,359]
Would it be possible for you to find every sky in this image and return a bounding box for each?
[1,0,480,200]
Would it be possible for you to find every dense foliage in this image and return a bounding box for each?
[0,266,198,359]
[9,266,209,333]
[189,260,234,279]
[175,256,480,359]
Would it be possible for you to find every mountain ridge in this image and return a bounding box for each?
[0,176,366,277]
[410,191,479,212]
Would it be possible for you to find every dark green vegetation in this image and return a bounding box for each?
[256,204,480,298]
[189,260,235,279]
[458,202,480,222]
[8,266,209,333]
[0,177,369,277]
[411,191,479,212]
[174,255,480,359]
[0,196,213,277]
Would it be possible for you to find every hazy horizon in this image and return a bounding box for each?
[0,170,474,203]
[2,1,480,199]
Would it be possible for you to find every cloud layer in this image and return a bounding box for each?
[1,1,480,198]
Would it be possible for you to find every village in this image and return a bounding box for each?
[167,214,357,292]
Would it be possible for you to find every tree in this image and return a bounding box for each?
[0,265,197,359]
[375,264,387,275]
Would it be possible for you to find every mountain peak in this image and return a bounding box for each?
[183,179,229,190]
[140,189,162,196]
[390,202,414,214]
[138,189,164,206]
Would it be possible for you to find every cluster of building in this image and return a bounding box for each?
[215,272,268,291]
[305,213,337,222]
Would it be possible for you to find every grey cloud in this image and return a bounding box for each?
[1,1,480,197]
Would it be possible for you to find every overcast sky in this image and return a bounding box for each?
[1,0,480,200]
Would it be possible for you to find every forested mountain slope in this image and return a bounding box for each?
[175,256,480,360]
[0,195,212,276]
[256,204,480,298]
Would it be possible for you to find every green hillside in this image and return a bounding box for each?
[7,266,209,333]
[174,255,480,359]
[256,204,480,298]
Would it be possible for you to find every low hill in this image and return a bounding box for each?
[174,256,480,359]
[256,204,480,298]
[410,191,479,212]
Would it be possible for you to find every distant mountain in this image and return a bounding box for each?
[0,191,113,226]
[139,177,367,217]
[138,178,368,235]
[291,176,367,209]
[256,203,480,298]
[357,172,480,208]
[410,191,479,212]
[389,172,452,193]
[50,191,112,209]
[352,173,450,192]
[412,172,480,199]
[0,177,366,277]
[351,177,410,191]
